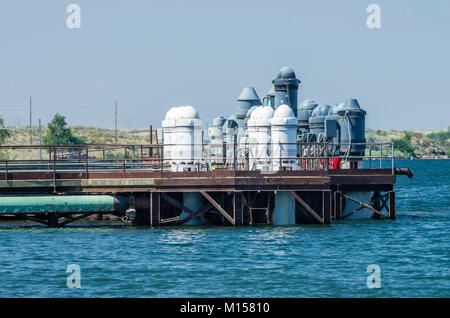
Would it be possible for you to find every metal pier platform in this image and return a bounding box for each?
[0,143,410,227]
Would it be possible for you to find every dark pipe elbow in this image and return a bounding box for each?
[394,168,414,179]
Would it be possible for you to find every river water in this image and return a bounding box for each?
[0,160,448,297]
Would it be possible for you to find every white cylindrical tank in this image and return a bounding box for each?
[223,115,239,168]
[247,106,274,171]
[162,107,177,167]
[162,106,202,172]
[237,133,249,170]
[207,117,225,165]
[270,105,298,171]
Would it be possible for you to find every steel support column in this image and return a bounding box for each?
[150,192,160,226]
[389,191,396,220]
[334,191,342,219]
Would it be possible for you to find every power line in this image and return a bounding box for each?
[0,100,28,104]
[0,98,145,129]
[0,127,38,130]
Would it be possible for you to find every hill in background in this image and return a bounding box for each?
[1,126,449,159]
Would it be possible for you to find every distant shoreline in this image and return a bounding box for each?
[2,126,449,159]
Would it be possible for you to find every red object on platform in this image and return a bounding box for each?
[330,158,341,169]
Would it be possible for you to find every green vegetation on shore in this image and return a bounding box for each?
[43,114,85,146]
[391,132,416,158]
[0,117,9,145]
[365,128,449,158]
[0,116,10,159]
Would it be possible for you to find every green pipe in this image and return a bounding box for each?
[0,195,128,214]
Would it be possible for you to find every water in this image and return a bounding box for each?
[0,160,448,297]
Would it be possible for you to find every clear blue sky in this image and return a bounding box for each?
[0,0,449,130]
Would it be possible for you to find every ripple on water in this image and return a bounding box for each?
[0,160,449,297]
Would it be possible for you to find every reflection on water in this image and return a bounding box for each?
[157,228,209,246]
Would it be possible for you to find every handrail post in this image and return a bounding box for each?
[53,146,56,181]
[379,143,382,169]
[314,144,317,170]
[246,141,250,171]
[279,142,282,171]
[160,144,164,172]
[391,143,394,175]
[233,141,237,171]
[300,143,303,171]
[85,146,89,179]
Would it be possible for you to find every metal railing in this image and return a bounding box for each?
[0,142,395,178]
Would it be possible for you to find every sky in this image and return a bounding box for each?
[0,0,449,130]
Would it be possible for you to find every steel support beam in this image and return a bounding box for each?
[161,192,214,225]
[290,191,324,224]
[178,203,213,226]
[342,203,370,219]
[161,193,194,214]
[160,216,180,224]
[342,193,388,218]
[200,191,235,225]
[23,214,50,226]
[59,212,95,226]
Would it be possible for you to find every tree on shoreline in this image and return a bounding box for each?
[392,132,416,158]
[0,116,10,145]
[43,113,85,145]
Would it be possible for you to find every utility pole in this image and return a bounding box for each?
[115,101,118,144]
[29,95,32,145]
[38,118,42,161]
[150,125,153,144]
